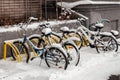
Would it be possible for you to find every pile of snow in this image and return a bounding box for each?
[57,0,120,9]
[0,47,120,80]
[0,20,77,33]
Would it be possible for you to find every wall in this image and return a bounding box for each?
[73,4,120,32]
[0,0,42,26]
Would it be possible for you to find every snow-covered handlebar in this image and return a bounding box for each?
[19,17,38,35]
[77,18,86,22]
[97,19,110,24]
[89,19,110,31]
[39,23,50,28]
[29,17,38,21]
[20,17,38,29]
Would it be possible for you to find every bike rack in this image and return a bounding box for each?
[4,40,22,62]
[4,39,38,62]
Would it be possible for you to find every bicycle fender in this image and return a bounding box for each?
[47,44,68,57]
[63,40,78,49]
[62,37,80,43]
[100,32,116,39]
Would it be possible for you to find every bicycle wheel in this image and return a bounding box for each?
[45,47,68,70]
[10,41,30,63]
[63,43,80,66]
[96,36,118,53]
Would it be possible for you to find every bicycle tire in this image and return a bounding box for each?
[63,43,80,66]
[47,33,80,66]
[95,35,118,53]
[45,47,68,70]
[10,41,30,63]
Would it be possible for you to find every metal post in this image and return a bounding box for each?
[61,0,62,7]
[56,0,58,20]
[25,0,28,20]
[45,0,48,20]
[40,0,42,20]
[61,0,63,20]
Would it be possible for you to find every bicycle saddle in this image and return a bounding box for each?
[95,23,104,30]
[111,30,119,36]
[42,28,52,35]
[60,26,69,31]
[60,27,76,33]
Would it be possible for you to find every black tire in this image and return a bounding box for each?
[46,33,80,66]
[45,47,68,70]
[63,43,80,66]
[96,36,118,53]
[10,41,30,63]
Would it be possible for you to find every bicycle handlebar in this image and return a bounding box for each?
[20,17,38,29]
[19,17,38,35]
[29,17,38,21]
[77,18,86,22]
[97,19,110,23]
[39,23,50,28]
[76,18,85,26]
[89,19,110,31]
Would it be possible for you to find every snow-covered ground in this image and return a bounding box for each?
[0,47,120,80]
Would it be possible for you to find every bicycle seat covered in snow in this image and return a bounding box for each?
[111,30,119,36]
[95,23,104,30]
[60,27,76,33]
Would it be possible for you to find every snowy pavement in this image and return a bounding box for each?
[0,47,120,80]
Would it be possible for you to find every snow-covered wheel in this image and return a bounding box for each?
[95,36,118,53]
[63,43,80,66]
[45,47,68,70]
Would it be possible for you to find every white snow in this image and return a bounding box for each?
[0,47,120,80]
[111,30,119,36]
[42,28,52,35]
[0,20,77,33]
[57,0,120,9]
[60,26,70,31]
[1,20,120,80]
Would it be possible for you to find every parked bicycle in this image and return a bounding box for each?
[29,23,80,66]
[10,17,68,70]
[84,18,118,53]
[59,18,118,53]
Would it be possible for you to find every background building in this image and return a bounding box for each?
[0,0,42,25]
[0,0,120,28]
